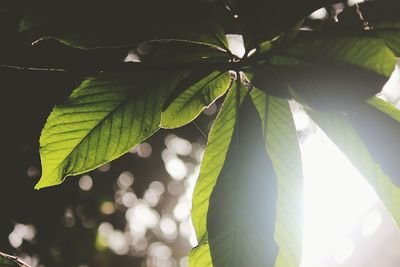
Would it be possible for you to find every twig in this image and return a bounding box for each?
[0,251,31,267]
[0,61,242,75]
[0,64,67,73]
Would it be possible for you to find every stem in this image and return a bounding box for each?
[0,61,243,75]
[0,251,31,267]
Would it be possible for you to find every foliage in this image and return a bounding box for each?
[2,0,400,266]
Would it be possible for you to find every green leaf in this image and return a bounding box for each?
[344,99,400,186]
[253,32,397,109]
[368,96,400,122]
[283,33,397,77]
[36,72,187,189]
[161,71,232,129]
[207,92,278,267]
[189,240,213,267]
[19,1,229,50]
[250,88,303,267]
[254,63,388,111]
[190,82,248,267]
[307,108,400,230]
[137,42,231,64]
[337,0,400,56]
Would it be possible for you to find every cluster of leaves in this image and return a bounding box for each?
[2,0,400,266]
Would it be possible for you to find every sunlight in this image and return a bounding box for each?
[297,112,379,267]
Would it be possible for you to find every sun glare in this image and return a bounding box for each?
[298,119,379,266]
[293,106,400,267]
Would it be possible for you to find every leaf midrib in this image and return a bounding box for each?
[40,83,140,185]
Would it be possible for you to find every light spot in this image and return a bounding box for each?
[122,192,138,208]
[348,0,365,6]
[117,171,134,188]
[203,103,217,116]
[97,163,111,172]
[165,158,187,180]
[8,224,36,248]
[137,142,152,158]
[165,135,192,156]
[27,166,40,178]
[79,175,93,191]
[108,230,129,255]
[126,203,160,229]
[63,207,75,227]
[160,217,178,239]
[293,111,310,131]
[226,34,245,58]
[144,189,161,207]
[100,202,115,215]
[149,181,165,196]
[309,8,328,20]
[168,181,184,196]
[173,197,191,221]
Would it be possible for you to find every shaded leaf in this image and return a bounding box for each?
[345,98,400,185]
[207,92,278,267]
[229,0,338,51]
[36,72,187,189]
[255,63,387,110]
[253,32,396,109]
[161,71,232,128]
[190,82,248,267]
[283,33,396,77]
[251,88,303,267]
[337,0,400,56]
[137,41,231,64]
[20,0,229,50]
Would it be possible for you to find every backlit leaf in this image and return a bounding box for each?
[207,92,278,267]
[190,82,248,267]
[36,72,187,189]
[251,88,303,267]
[345,98,400,186]
[161,71,232,128]
[19,0,229,50]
